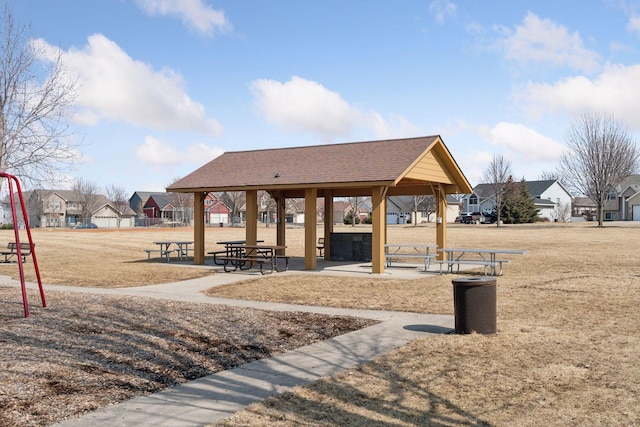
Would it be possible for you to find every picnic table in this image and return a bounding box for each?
[216,244,288,274]
[384,243,438,271]
[436,247,528,276]
[149,241,194,261]
[209,240,264,265]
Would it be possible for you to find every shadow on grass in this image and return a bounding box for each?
[236,370,492,426]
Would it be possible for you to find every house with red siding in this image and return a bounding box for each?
[204,193,230,225]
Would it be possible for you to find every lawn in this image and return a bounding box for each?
[0,222,639,426]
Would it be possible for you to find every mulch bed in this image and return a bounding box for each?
[0,287,376,427]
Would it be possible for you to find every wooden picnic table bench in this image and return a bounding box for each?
[385,243,438,271]
[216,255,272,274]
[436,248,527,276]
[0,242,34,263]
[216,244,289,274]
[144,248,176,262]
[209,240,264,265]
[317,237,325,257]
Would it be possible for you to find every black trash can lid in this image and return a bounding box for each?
[452,277,497,286]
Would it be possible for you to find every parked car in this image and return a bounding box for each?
[72,223,98,229]
[461,212,496,224]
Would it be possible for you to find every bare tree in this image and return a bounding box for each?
[222,191,245,226]
[554,202,572,223]
[482,154,512,227]
[410,195,426,226]
[167,192,193,225]
[258,190,276,227]
[348,196,364,226]
[538,171,560,181]
[106,184,129,213]
[559,111,640,227]
[422,195,436,223]
[106,184,129,228]
[0,5,79,188]
[72,178,100,224]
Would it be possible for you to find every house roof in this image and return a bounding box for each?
[472,179,571,199]
[145,194,174,209]
[33,189,83,202]
[130,191,160,200]
[533,198,556,207]
[573,196,596,207]
[470,183,495,198]
[617,174,640,189]
[387,196,414,213]
[167,136,473,198]
[525,180,557,197]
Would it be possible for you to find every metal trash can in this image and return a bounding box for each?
[452,277,497,334]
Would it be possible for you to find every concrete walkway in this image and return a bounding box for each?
[6,261,454,427]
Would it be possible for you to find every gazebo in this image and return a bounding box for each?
[167,135,472,273]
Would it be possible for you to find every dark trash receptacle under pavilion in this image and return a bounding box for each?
[167,135,472,274]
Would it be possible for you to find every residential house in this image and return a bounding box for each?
[387,195,463,224]
[129,191,162,218]
[91,199,136,228]
[572,197,597,219]
[603,174,640,221]
[21,190,135,228]
[463,180,573,221]
[0,199,13,225]
[386,196,413,224]
[143,193,194,225]
[204,193,230,225]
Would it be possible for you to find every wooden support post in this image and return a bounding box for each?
[304,188,317,270]
[323,190,333,260]
[371,186,387,274]
[193,192,205,265]
[276,192,286,256]
[436,185,447,260]
[245,190,258,246]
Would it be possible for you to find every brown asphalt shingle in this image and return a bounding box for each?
[168,136,439,191]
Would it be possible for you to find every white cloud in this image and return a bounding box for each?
[134,0,231,37]
[495,12,600,73]
[33,35,222,135]
[428,0,457,25]
[517,63,640,129]
[250,76,417,141]
[250,76,364,140]
[479,122,565,163]
[370,112,420,139]
[135,136,223,166]
[628,15,640,34]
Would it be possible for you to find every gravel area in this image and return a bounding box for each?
[0,287,376,427]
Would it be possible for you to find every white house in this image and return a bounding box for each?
[464,180,573,221]
[387,195,463,223]
[92,202,136,228]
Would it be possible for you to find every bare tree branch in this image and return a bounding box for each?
[482,154,512,227]
[0,4,79,188]
[106,184,128,212]
[559,111,639,227]
[72,178,100,223]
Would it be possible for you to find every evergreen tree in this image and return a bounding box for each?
[499,176,518,224]
[501,178,539,223]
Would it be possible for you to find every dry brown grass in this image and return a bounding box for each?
[1,222,640,426]
[209,222,640,426]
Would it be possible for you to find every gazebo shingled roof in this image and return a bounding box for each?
[167,135,472,273]
[167,136,471,197]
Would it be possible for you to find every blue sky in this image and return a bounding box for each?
[11,0,640,194]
